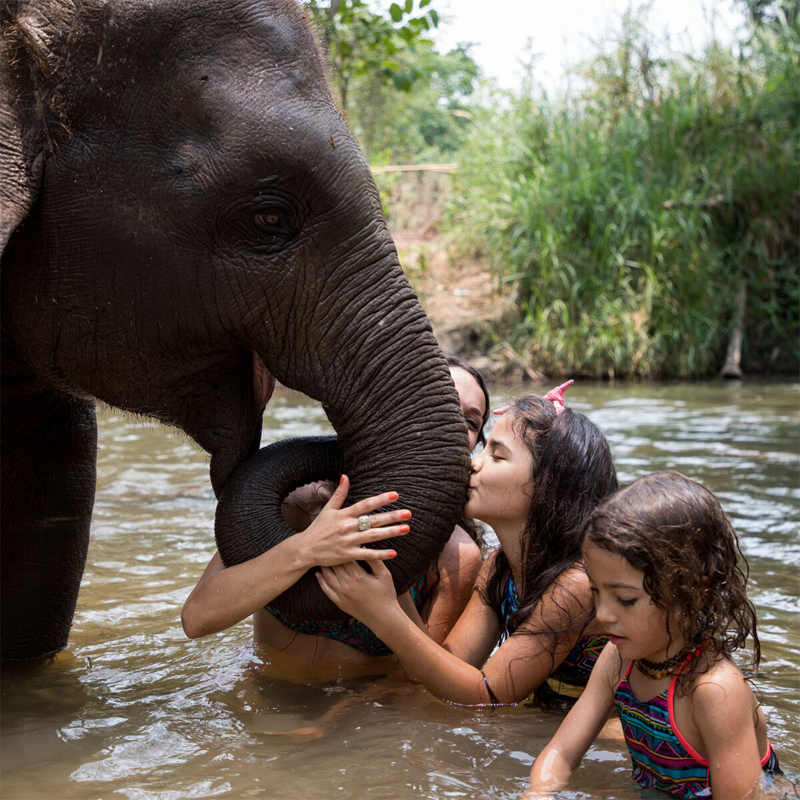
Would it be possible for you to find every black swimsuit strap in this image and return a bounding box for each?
[481,670,502,707]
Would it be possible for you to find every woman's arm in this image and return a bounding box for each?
[421,526,483,644]
[317,560,591,705]
[395,527,482,644]
[525,642,621,794]
[181,476,409,639]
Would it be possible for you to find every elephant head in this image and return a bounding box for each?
[0,0,469,658]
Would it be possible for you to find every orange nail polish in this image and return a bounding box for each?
[339,475,345,486]
[400,510,411,520]
[388,491,399,501]
[388,551,397,559]
[399,525,410,533]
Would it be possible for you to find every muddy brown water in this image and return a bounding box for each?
[2,381,798,799]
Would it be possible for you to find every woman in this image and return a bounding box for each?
[181,357,489,664]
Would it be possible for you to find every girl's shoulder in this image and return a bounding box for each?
[517,566,593,634]
[679,652,761,728]
[684,652,754,699]
[547,564,594,615]
[555,564,591,593]
[678,653,768,761]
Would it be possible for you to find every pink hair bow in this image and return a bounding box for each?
[493,379,574,416]
[544,379,574,415]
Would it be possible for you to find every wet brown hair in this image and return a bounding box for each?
[485,394,618,636]
[581,471,761,677]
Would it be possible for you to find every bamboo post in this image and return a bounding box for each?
[720,275,747,380]
[370,163,458,174]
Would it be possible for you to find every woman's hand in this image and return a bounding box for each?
[181,476,409,640]
[294,475,411,569]
[317,560,400,624]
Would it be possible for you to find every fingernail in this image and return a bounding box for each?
[399,525,410,533]
[388,491,399,501]
[339,475,345,486]
[388,551,397,558]
[400,510,412,520]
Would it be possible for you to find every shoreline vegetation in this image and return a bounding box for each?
[309,1,799,382]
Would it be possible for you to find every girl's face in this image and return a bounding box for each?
[465,413,533,534]
[450,366,486,453]
[583,542,685,663]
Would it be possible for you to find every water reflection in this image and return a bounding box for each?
[1,382,798,798]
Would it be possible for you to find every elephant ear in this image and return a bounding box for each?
[0,3,54,256]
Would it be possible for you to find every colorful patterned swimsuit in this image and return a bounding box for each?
[615,654,781,798]
[499,574,607,700]
[264,574,428,657]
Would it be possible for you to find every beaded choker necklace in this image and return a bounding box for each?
[635,649,690,680]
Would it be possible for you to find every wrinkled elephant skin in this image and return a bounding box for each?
[0,0,469,660]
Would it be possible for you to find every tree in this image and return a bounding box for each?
[304,0,441,115]
[349,42,479,160]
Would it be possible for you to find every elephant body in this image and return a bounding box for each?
[0,0,469,660]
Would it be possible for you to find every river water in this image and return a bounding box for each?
[2,381,798,799]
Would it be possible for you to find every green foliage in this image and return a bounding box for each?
[448,6,799,378]
[304,0,441,114]
[351,43,479,161]
[304,1,477,163]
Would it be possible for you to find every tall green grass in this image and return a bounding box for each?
[448,13,799,378]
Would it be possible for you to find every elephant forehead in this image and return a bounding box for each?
[98,0,319,66]
[36,0,329,139]
[163,8,330,114]
[143,0,327,92]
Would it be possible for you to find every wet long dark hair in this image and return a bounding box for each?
[581,471,760,680]
[485,394,618,636]
[445,355,491,548]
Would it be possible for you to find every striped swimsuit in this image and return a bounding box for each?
[499,574,607,700]
[264,574,427,657]
[615,655,780,797]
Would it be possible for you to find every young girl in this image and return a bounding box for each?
[526,471,781,799]
[316,383,619,705]
[181,357,488,661]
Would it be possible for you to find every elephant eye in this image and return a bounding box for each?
[254,210,291,236]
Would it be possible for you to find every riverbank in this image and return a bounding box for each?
[381,168,798,384]
[383,173,545,383]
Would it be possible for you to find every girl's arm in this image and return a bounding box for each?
[317,559,590,705]
[437,550,504,666]
[692,667,765,799]
[525,642,621,794]
[181,476,409,638]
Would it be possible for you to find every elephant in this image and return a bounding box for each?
[0,0,470,661]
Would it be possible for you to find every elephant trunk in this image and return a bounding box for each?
[215,260,470,620]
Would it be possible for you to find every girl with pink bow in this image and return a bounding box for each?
[318,382,619,706]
